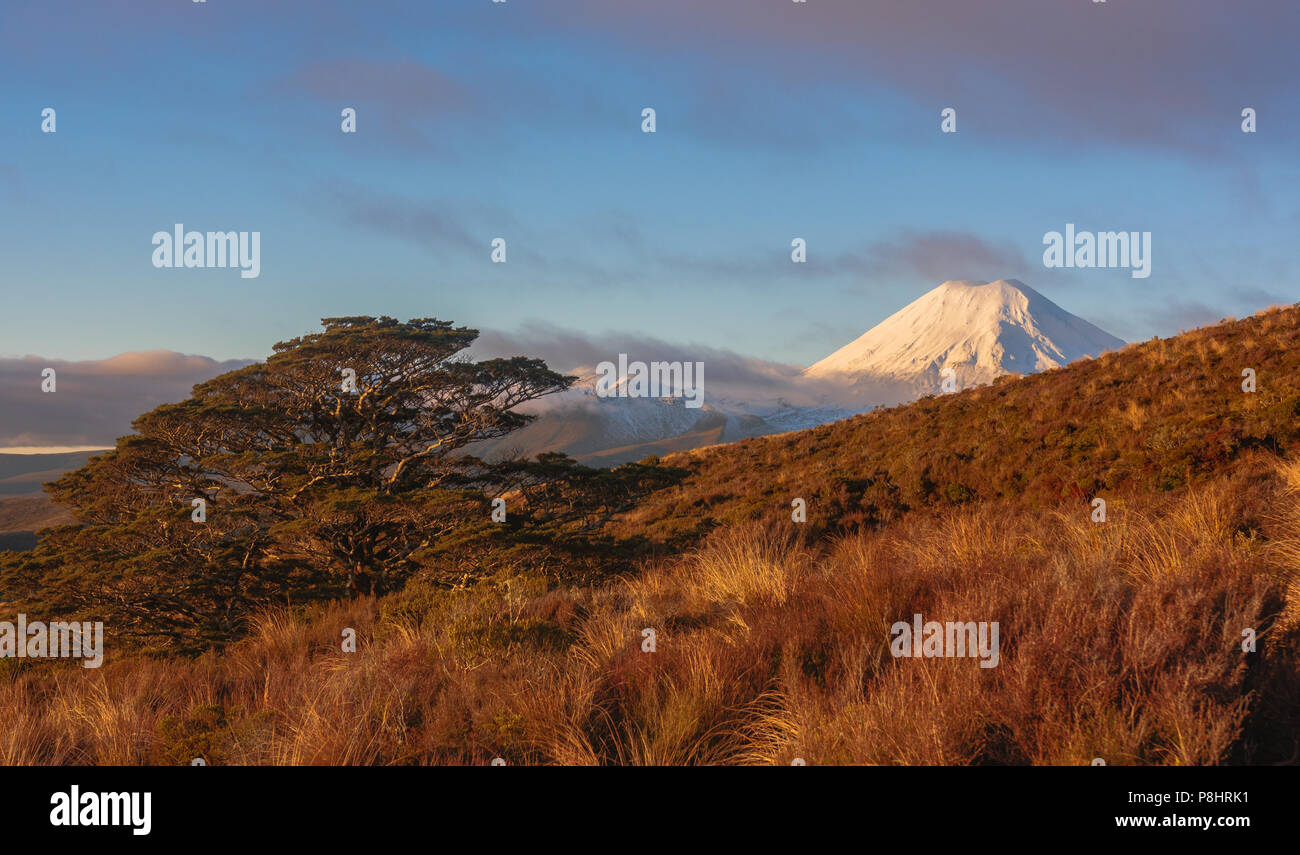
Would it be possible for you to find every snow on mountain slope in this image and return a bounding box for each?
[476,279,1123,466]
[805,279,1125,396]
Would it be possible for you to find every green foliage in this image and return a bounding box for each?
[156,704,275,766]
[0,316,678,651]
[944,482,973,504]
[378,570,579,661]
[156,704,228,765]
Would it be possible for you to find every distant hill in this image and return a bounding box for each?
[473,391,847,466]
[0,450,104,495]
[0,494,73,533]
[0,451,98,545]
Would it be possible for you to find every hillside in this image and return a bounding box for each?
[3,307,1298,766]
[0,496,72,536]
[0,452,93,546]
[616,305,1300,546]
[0,450,102,496]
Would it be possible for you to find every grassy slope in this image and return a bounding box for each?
[3,307,1299,765]
[615,305,1300,546]
[0,496,73,535]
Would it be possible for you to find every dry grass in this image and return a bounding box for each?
[3,461,1298,766]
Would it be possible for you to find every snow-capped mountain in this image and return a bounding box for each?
[476,279,1123,466]
[805,279,1125,397]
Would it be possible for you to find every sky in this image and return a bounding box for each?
[1,0,1297,382]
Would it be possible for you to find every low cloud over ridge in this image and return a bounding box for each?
[0,351,251,449]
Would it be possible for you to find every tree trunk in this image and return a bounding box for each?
[347,563,374,598]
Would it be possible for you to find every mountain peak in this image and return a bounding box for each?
[806,279,1124,394]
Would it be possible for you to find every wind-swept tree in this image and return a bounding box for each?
[1,317,587,649]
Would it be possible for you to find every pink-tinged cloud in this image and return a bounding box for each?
[0,351,251,448]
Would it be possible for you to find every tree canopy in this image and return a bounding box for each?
[0,317,680,651]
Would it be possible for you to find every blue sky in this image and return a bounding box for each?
[2,0,1296,366]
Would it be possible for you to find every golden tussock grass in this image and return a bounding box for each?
[3,461,1298,766]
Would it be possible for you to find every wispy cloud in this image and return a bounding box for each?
[534,0,1300,153]
[279,59,470,113]
[845,230,1032,284]
[274,58,476,151]
[1133,285,1294,337]
[316,181,486,254]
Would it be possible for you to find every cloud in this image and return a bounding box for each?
[474,321,793,377]
[470,321,898,411]
[844,230,1032,285]
[274,58,477,151]
[482,215,1034,295]
[0,352,250,448]
[317,181,485,254]
[529,0,1300,154]
[1146,300,1227,333]
[603,228,1031,290]
[1224,285,1291,311]
[0,324,916,456]
[1108,283,1294,340]
[279,59,470,114]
